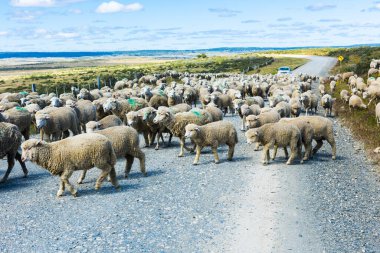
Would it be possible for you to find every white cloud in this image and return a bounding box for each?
[56,32,79,38]
[305,3,336,11]
[10,0,55,7]
[0,31,9,36]
[96,1,143,13]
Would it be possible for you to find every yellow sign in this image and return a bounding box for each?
[338,56,344,62]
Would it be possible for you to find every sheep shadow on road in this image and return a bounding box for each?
[0,172,50,193]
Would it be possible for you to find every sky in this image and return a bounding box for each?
[0,0,380,51]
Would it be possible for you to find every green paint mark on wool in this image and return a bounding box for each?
[158,90,165,96]
[15,106,27,111]
[191,110,201,118]
[19,91,28,96]
[128,98,136,107]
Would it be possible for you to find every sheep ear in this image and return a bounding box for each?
[195,127,200,132]
[97,123,102,127]
[165,112,170,116]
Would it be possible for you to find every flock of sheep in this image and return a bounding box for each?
[0,70,338,197]
[319,59,380,124]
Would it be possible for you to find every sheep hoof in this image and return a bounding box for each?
[240,128,245,132]
[124,175,129,179]
[77,180,83,184]
[115,185,121,191]
[0,179,6,184]
[286,161,292,165]
[155,146,159,150]
[143,172,148,177]
[193,162,199,166]
[300,160,304,164]
[178,154,184,157]
[56,191,64,197]
[254,148,259,151]
[262,161,268,165]
[72,192,78,197]
[214,160,219,164]
[332,156,336,160]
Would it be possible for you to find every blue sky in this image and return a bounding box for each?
[0,0,380,51]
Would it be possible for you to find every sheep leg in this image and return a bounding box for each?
[57,180,65,197]
[312,140,323,156]
[108,167,120,189]
[150,132,157,146]
[254,142,260,151]
[212,146,220,164]
[95,168,110,191]
[286,146,297,165]
[0,153,16,183]
[227,144,235,161]
[272,145,278,160]
[178,138,185,157]
[143,132,150,147]
[326,136,337,160]
[193,145,202,165]
[77,170,87,184]
[304,142,312,160]
[284,147,289,159]
[125,155,134,178]
[262,145,270,165]
[15,152,28,178]
[241,116,246,131]
[134,149,147,177]
[155,132,162,150]
[59,170,76,197]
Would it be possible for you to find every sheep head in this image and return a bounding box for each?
[21,139,47,162]
[245,115,260,129]
[245,129,259,144]
[103,98,117,112]
[184,124,200,139]
[85,121,98,133]
[35,113,50,129]
[153,107,172,124]
[126,111,139,127]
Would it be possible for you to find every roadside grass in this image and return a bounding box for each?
[248,57,309,75]
[331,79,380,164]
[0,55,274,93]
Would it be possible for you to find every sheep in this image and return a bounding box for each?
[340,90,350,103]
[274,101,291,118]
[86,115,123,133]
[77,126,146,182]
[183,87,198,107]
[279,118,314,161]
[0,107,32,140]
[297,116,336,160]
[376,103,380,127]
[169,103,192,114]
[318,84,326,96]
[300,92,318,116]
[239,104,260,131]
[205,104,223,122]
[35,107,80,141]
[245,122,302,165]
[342,72,354,81]
[330,81,336,94]
[289,98,302,117]
[146,93,167,109]
[92,97,111,120]
[167,90,182,107]
[246,96,265,108]
[363,85,380,106]
[77,88,95,101]
[126,111,153,147]
[153,107,212,157]
[245,110,281,130]
[139,107,172,150]
[210,93,234,116]
[349,95,367,111]
[0,102,20,111]
[321,94,334,117]
[21,134,120,197]
[268,93,290,108]
[103,98,148,123]
[184,121,238,165]
[368,68,379,77]
[66,99,96,133]
[0,122,28,183]
[50,97,63,107]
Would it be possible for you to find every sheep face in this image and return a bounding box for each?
[35,114,49,129]
[85,121,98,133]
[363,92,369,99]
[241,105,250,116]
[142,109,156,122]
[50,97,61,107]
[153,109,171,124]
[245,129,259,144]
[103,99,117,112]
[235,91,242,99]
[20,98,28,106]
[126,111,139,127]
[184,124,200,139]
[233,99,243,110]
[21,139,45,162]
[245,115,260,129]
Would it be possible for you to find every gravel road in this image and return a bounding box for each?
[1,56,379,253]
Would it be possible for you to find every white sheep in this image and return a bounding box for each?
[321,94,334,117]
[21,134,120,197]
[349,95,367,111]
[185,121,238,165]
